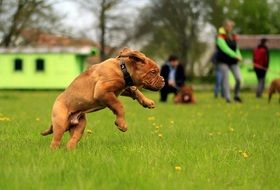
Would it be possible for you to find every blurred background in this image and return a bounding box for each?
[0,0,279,89]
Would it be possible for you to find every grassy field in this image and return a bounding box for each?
[0,90,279,190]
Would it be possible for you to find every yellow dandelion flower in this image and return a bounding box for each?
[170,120,174,124]
[86,129,93,134]
[36,118,40,121]
[229,127,234,132]
[158,133,163,138]
[0,117,10,121]
[209,133,213,136]
[242,152,249,158]
[155,125,160,129]
[148,116,155,121]
[175,166,182,171]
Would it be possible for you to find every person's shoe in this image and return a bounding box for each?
[226,99,231,103]
[234,96,242,103]
[256,94,262,98]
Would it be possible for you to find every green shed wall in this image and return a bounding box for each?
[0,53,84,89]
[230,49,280,87]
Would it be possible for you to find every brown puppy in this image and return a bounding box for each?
[268,78,280,103]
[174,85,196,104]
[41,48,165,149]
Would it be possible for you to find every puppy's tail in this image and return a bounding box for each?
[41,125,53,136]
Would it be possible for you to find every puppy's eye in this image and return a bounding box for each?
[150,70,157,75]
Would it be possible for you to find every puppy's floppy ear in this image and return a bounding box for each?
[118,47,132,57]
[118,47,145,63]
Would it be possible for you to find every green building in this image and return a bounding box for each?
[0,47,97,89]
[231,35,280,87]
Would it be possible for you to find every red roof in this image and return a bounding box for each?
[238,35,280,50]
[19,29,116,56]
[20,29,96,47]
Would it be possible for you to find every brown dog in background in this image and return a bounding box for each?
[268,78,280,103]
[174,85,196,104]
[41,48,165,150]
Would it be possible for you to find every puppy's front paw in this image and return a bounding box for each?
[141,98,155,109]
[115,118,128,132]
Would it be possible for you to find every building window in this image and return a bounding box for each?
[36,59,45,72]
[14,59,23,71]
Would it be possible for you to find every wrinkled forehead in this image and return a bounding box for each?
[146,57,160,70]
[134,51,146,59]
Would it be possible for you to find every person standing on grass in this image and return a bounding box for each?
[160,55,186,102]
[253,38,270,98]
[212,47,223,98]
[216,19,243,103]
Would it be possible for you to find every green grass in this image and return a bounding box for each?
[0,91,279,190]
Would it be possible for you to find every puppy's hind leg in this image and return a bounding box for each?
[50,121,69,150]
[50,105,69,149]
[67,113,86,150]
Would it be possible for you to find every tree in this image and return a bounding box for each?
[199,0,280,77]
[134,0,280,78]
[207,0,280,34]
[77,0,136,61]
[134,0,209,77]
[0,0,65,47]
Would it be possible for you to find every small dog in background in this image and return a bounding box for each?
[174,85,196,104]
[268,78,280,103]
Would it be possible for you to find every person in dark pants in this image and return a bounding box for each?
[160,55,186,102]
[253,38,270,98]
